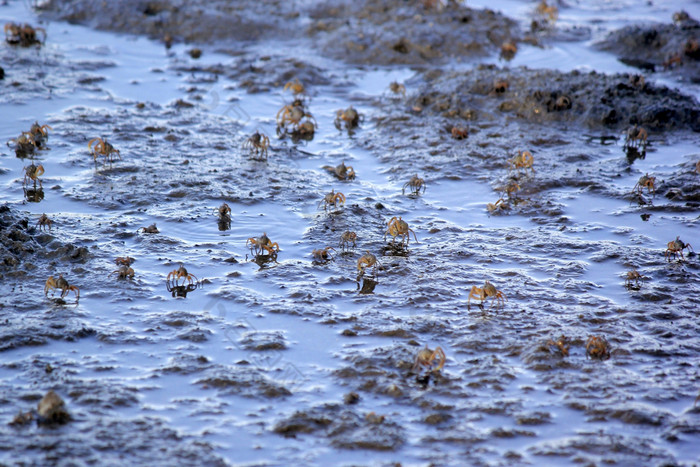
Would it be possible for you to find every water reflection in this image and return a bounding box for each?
[23,187,44,202]
[166,281,200,298]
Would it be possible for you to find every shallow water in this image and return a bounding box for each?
[1,0,700,465]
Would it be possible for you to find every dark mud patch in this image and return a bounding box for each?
[597,11,700,81]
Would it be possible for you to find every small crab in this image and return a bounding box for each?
[4,22,46,46]
[339,231,357,251]
[110,264,135,280]
[167,263,198,286]
[217,202,232,230]
[632,173,656,196]
[283,78,306,96]
[402,174,426,195]
[357,250,379,277]
[665,236,693,262]
[115,256,136,266]
[7,132,37,157]
[487,198,509,213]
[585,336,611,360]
[276,104,316,133]
[243,131,270,160]
[546,335,569,357]
[44,274,80,301]
[246,232,280,256]
[312,246,335,263]
[388,81,406,97]
[385,216,418,246]
[509,150,535,174]
[451,126,469,139]
[23,163,44,188]
[498,178,521,199]
[138,223,159,234]
[29,121,51,149]
[319,190,346,210]
[412,345,446,373]
[536,0,558,22]
[468,280,506,310]
[492,80,509,94]
[624,125,648,150]
[500,41,517,60]
[323,161,356,180]
[334,106,363,130]
[88,137,121,163]
[36,213,52,231]
[625,270,642,288]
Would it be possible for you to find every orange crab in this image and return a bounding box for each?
[167,264,198,286]
[546,335,569,357]
[283,78,306,96]
[339,231,357,251]
[451,126,469,139]
[7,132,37,157]
[487,198,509,213]
[276,103,316,134]
[509,150,534,174]
[319,190,346,210]
[624,125,648,150]
[665,236,693,262]
[334,106,363,130]
[246,232,280,256]
[468,280,506,310]
[500,41,517,60]
[4,22,46,46]
[138,223,159,234]
[625,270,642,288]
[585,336,610,360]
[384,216,418,246]
[357,250,379,277]
[36,213,52,231]
[44,274,80,301]
[412,345,446,373]
[632,173,656,196]
[110,264,135,279]
[243,131,270,160]
[323,161,356,180]
[29,121,51,149]
[312,246,335,262]
[23,163,44,188]
[402,174,426,195]
[388,81,406,97]
[88,137,121,163]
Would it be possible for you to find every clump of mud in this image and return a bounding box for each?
[597,11,700,81]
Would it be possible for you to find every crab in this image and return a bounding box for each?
[665,236,693,262]
[492,80,509,94]
[110,264,135,279]
[36,213,52,231]
[384,216,418,246]
[546,335,569,357]
[246,232,280,256]
[585,336,611,360]
[283,78,306,96]
[468,280,506,310]
[4,22,46,46]
[500,41,517,60]
[23,163,44,188]
[323,161,356,180]
[29,121,51,149]
[217,202,232,230]
[88,137,121,163]
[115,256,136,266]
[243,131,270,160]
[451,126,469,139]
[339,231,357,251]
[487,198,509,213]
[412,345,446,373]
[44,274,80,301]
[312,246,335,262]
[319,190,346,210]
[632,173,656,196]
[276,104,316,133]
[167,263,198,286]
[625,270,642,288]
[536,0,558,22]
[402,174,426,195]
[334,106,363,130]
[624,125,648,150]
[7,132,37,157]
[498,178,521,199]
[138,223,159,234]
[509,150,535,174]
[388,81,406,97]
[357,250,379,277]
